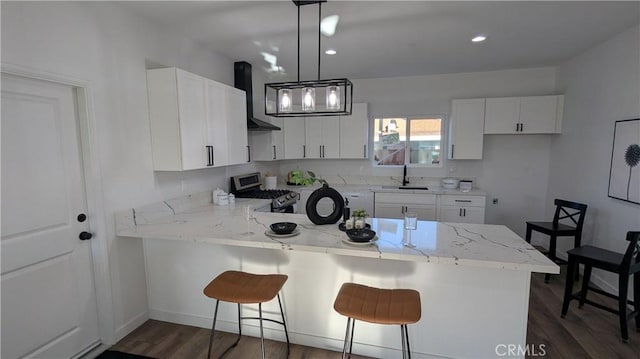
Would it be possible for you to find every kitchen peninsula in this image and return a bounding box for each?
[117,191,558,358]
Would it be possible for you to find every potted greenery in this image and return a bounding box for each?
[352,209,369,229]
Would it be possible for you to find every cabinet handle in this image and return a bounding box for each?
[303,145,306,158]
[459,208,462,216]
[211,146,215,166]
[451,144,455,158]
[463,208,467,216]
[272,145,276,160]
[206,145,213,166]
[247,145,251,162]
[454,199,472,203]
[520,123,524,132]
[363,144,367,158]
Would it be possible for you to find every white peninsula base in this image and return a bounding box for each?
[116,192,557,358]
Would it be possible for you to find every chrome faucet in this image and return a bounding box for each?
[402,165,409,186]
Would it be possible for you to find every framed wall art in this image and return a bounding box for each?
[608,118,640,205]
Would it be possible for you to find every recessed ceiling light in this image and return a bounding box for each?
[472,35,487,43]
[325,49,337,55]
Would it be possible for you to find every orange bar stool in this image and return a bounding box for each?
[203,270,289,359]
[333,283,422,359]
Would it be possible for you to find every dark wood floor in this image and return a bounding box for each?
[110,272,640,358]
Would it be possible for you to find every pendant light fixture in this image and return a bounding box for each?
[265,0,353,117]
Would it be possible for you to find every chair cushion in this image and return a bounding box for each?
[203,271,288,304]
[526,221,577,235]
[568,245,624,270]
[333,283,421,325]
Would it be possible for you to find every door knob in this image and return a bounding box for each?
[79,231,93,240]
[77,213,87,222]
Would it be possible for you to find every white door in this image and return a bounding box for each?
[205,80,229,167]
[519,96,559,134]
[176,69,207,170]
[484,97,519,134]
[322,117,341,159]
[449,98,485,159]
[283,118,305,159]
[304,117,323,158]
[1,74,101,358]
[340,103,368,159]
[226,87,249,165]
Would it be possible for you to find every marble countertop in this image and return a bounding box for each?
[116,193,557,274]
[282,183,487,196]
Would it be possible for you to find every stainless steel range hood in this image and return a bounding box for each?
[234,61,281,131]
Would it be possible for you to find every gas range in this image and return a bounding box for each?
[230,172,297,212]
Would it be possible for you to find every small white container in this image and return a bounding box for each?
[355,219,365,229]
[441,178,460,189]
[345,218,354,230]
[264,176,277,190]
[459,180,473,192]
[217,193,229,205]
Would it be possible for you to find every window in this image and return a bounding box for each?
[373,116,442,166]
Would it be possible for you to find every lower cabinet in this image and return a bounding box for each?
[438,195,486,224]
[374,193,486,223]
[374,193,437,221]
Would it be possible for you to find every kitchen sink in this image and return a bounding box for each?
[380,185,430,190]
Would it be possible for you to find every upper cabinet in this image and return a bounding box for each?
[249,117,284,161]
[226,87,249,164]
[147,68,248,171]
[340,103,369,159]
[484,95,564,134]
[282,103,368,160]
[283,118,306,159]
[305,117,340,159]
[448,98,485,160]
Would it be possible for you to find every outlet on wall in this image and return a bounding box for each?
[493,198,499,204]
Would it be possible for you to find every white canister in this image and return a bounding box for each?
[212,188,224,204]
[265,176,277,190]
[216,193,229,205]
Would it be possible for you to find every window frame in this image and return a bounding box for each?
[371,114,446,168]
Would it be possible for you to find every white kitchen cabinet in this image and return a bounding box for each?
[147,67,248,170]
[438,195,486,224]
[205,80,229,167]
[484,95,563,134]
[340,103,369,159]
[304,117,340,159]
[283,118,306,159]
[249,117,284,161]
[374,193,437,220]
[226,86,249,164]
[448,98,485,160]
[147,68,207,171]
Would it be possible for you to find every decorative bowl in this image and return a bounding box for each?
[270,222,297,235]
[345,228,376,243]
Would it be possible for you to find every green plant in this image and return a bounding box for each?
[352,209,368,218]
[289,170,327,186]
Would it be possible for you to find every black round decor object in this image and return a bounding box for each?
[306,184,344,225]
[270,222,297,235]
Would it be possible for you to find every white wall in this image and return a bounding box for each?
[547,25,640,293]
[1,1,278,343]
[276,68,558,235]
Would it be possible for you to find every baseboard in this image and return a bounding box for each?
[114,310,149,342]
[148,309,449,359]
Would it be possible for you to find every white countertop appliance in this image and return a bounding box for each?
[230,172,297,212]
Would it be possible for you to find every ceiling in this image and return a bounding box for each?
[120,1,640,81]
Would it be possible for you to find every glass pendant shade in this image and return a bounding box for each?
[326,86,340,110]
[302,87,315,112]
[279,89,292,112]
